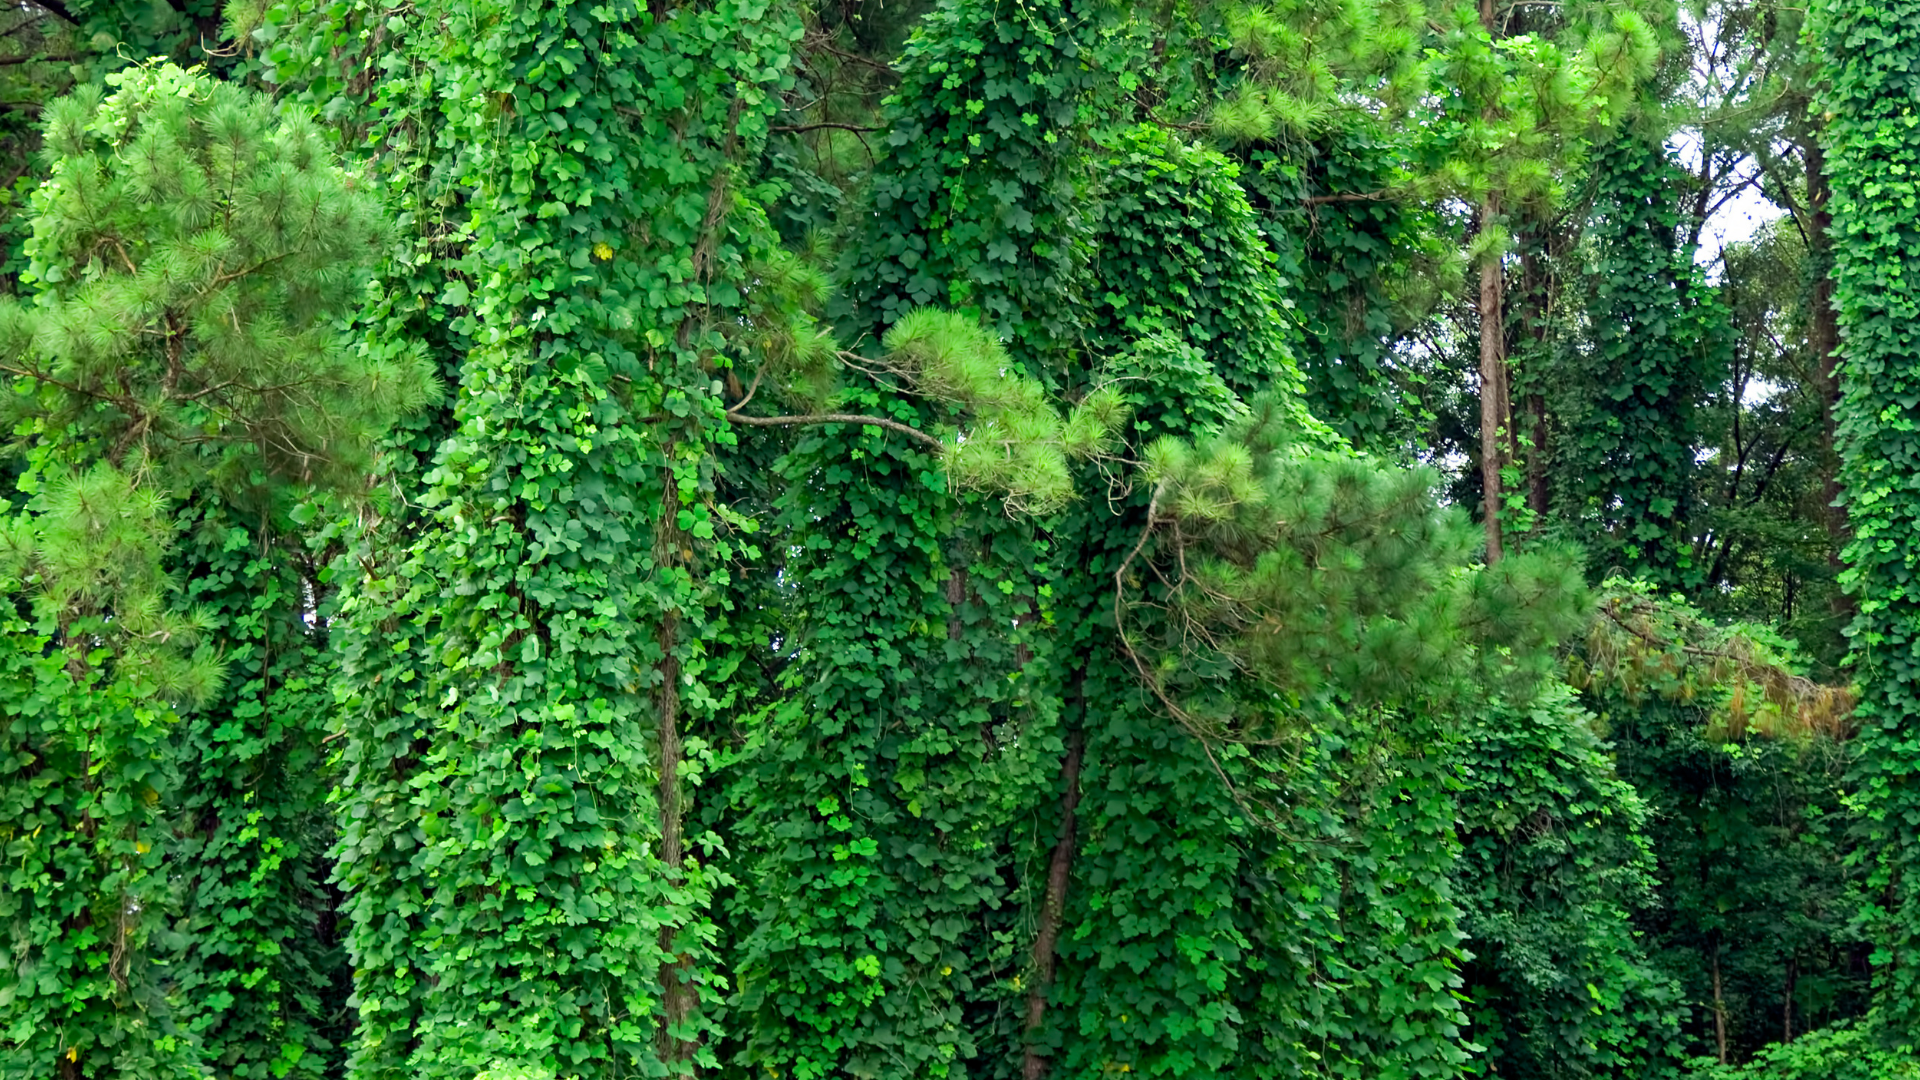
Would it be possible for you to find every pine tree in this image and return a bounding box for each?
[0,62,420,1079]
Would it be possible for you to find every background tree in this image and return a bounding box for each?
[1549,132,1721,586]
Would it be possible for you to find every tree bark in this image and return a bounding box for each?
[1475,0,1509,561]
[1517,243,1553,521]
[1022,724,1086,1080]
[1526,392,1548,517]
[1804,137,1854,622]
[1478,193,1508,564]
[1712,947,1729,1065]
[655,492,698,1073]
[946,566,968,641]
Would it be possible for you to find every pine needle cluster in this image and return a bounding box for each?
[1129,393,1590,730]
[1211,0,1427,143]
[0,464,221,702]
[0,62,430,689]
[1572,583,1857,740]
[0,62,433,492]
[881,308,1128,514]
[738,242,839,409]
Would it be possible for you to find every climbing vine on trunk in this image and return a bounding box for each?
[273,0,803,1075]
[1816,0,1920,1031]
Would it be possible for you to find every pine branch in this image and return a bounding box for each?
[725,410,942,448]
[1303,188,1395,205]
[770,121,881,134]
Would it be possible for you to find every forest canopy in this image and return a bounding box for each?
[0,0,1914,1078]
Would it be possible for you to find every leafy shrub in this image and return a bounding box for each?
[1682,1020,1919,1080]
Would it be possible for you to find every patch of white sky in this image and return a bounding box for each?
[1672,3,1792,413]
[1676,3,1789,254]
[1673,126,1784,278]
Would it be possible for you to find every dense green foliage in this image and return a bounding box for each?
[0,0,1915,1077]
[0,62,417,1079]
[1552,134,1719,586]
[1816,0,1920,1037]
[1682,1018,1919,1080]
[279,1,803,1074]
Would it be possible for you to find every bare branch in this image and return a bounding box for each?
[1303,188,1396,206]
[770,121,881,135]
[725,410,942,448]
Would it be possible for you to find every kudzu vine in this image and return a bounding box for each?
[0,1,1888,1076]
[1817,0,1920,1034]
[1554,133,1720,587]
[273,0,803,1074]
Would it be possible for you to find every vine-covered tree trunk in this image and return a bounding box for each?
[1515,236,1557,522]
[1803,136,1854,617]
[1817,0,1920,1031]
[730,5,1080,1072]
[280,2,800,1075]
[163,509,343,1080]
[1555,135,1717,586]
[1021,721,1082,1080]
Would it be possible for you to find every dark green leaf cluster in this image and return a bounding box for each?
[1452,686,1686,1078]
[159,498,346,1080]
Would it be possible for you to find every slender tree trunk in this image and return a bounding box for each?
[1022,723,1087,1080]
[1712,947,1729,1065]
[1804,137,1854,622]
[1478,193,1508,563]
[1527,392,1548,517]
[947,566,968,641]
[655,490,697,1073]
[1474,0,1510,561]
[1516,243,1553,521]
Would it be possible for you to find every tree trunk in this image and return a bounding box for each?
[655,492,698,1073]
[1805,137,1854,622]
[1022,724,1087,1080]
[1712,947,1729,1065]
[1517,243,1553,521]
[1474,0,1510,562]
[947,566,968,641]
[1527,392,1548,517]
[1478,193,1508,564]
